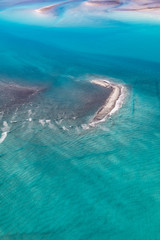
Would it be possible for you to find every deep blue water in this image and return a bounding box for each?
[0,8,160,240]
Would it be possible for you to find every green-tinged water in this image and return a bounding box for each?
[0,3,160,239]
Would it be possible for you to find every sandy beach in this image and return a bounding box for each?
[90,79,125,125]
[33,0,160,23]
[35,4,56,13]
[35,1,72,13]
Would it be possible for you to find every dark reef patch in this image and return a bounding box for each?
[0,81,45,113]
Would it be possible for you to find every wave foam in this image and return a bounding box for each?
[0,121,10,144]
[109,85,127,116]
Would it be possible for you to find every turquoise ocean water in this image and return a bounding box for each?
[0,3,160,239]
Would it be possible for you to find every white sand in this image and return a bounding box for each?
[90,79,126,125]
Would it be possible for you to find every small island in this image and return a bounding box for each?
[90,79,126,125]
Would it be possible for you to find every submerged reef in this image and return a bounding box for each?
[0,81,45,112]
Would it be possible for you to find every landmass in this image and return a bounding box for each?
[34,0,160,16]
[90,79,126,125]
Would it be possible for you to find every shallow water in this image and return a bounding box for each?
[0,2,160,240]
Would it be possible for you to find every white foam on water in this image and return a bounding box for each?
[81,124,90,130]
[28,109,32,116]
[0,132,8,144]
[109,86,127,116]
[98,125,110,132]
[46,120,55,129]
[0,112,4,121]
[39,119,56,129]
[39,119,46,126]
[56,119,63,125]
[10,108,18,123]
[0,121,10,144]
[62,126,69,131]
[2,121,10,132]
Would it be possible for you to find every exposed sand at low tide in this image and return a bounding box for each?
[35,1,72,13]
[90,79,125,125]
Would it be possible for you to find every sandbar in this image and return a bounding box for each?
[90,79,125,125]
[35,1,72,13]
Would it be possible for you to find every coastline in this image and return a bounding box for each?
[35,1,72,13]
[89,79,126,126]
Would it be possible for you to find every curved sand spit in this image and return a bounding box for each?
[35,1,72,13]
[89,79,126,126]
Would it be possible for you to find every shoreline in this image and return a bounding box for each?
[35,1,72,13]
[89,79,126,126]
